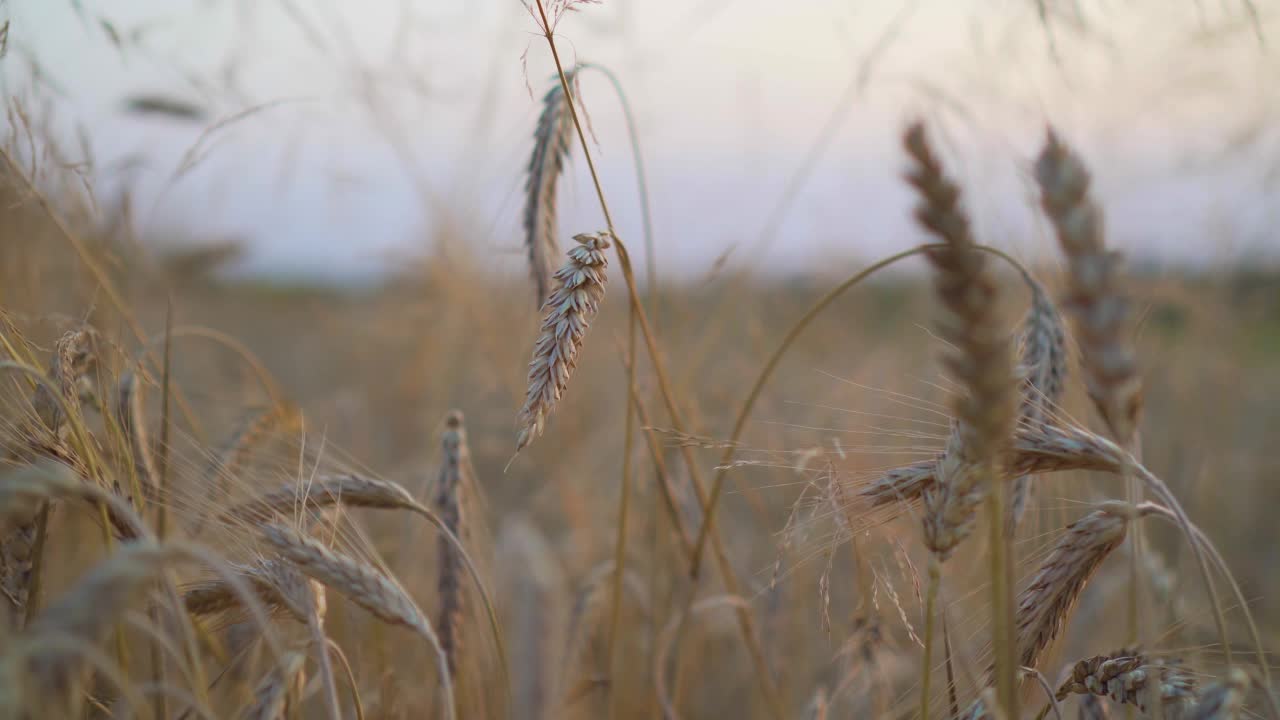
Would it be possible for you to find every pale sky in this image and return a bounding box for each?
[5,0,1279,281]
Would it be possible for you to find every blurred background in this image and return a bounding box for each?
[3,1,1280,717]
[9,0,1280,280]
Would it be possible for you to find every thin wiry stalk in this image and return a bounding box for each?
[606,307,637,717]
[531,5,784,715]
[115,371,159,507]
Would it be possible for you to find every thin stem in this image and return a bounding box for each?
[580,63,658,316]
[921,556,940,720]
[606,308,638,716]
[532,4,784,717]
[986,459,1019,719]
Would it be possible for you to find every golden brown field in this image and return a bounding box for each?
[3,2,1280,719]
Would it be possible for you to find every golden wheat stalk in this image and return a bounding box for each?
[516,231,611,452]
[902,122,1017,558]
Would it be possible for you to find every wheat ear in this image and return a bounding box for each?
[906,120,1020,718]
[1014,505,1132,672]
[434,409,475,679]
[523,69,580,305]
[3,331,98,625]
[1034,131,1141,444]
[1051,648,1196,717]
[1010,279,1067,525]
[258,523,456,720]
[903,122,1018,557]
[516,231,611,452]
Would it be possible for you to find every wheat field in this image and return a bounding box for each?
[2,1,1280,719]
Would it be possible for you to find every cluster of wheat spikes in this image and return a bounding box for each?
[0,2,1271,719]
[508,3,1267,713]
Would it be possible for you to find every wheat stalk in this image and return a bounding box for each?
[523,69,580,305]
[902,122,1017,558]
[905,120,1019,718]
[516,231,611,452]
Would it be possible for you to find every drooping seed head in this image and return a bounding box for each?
[516,231,611,452]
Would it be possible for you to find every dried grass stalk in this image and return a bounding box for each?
[523,69,580,305]
[1034,132,1141,442]
[517,231,611,452]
